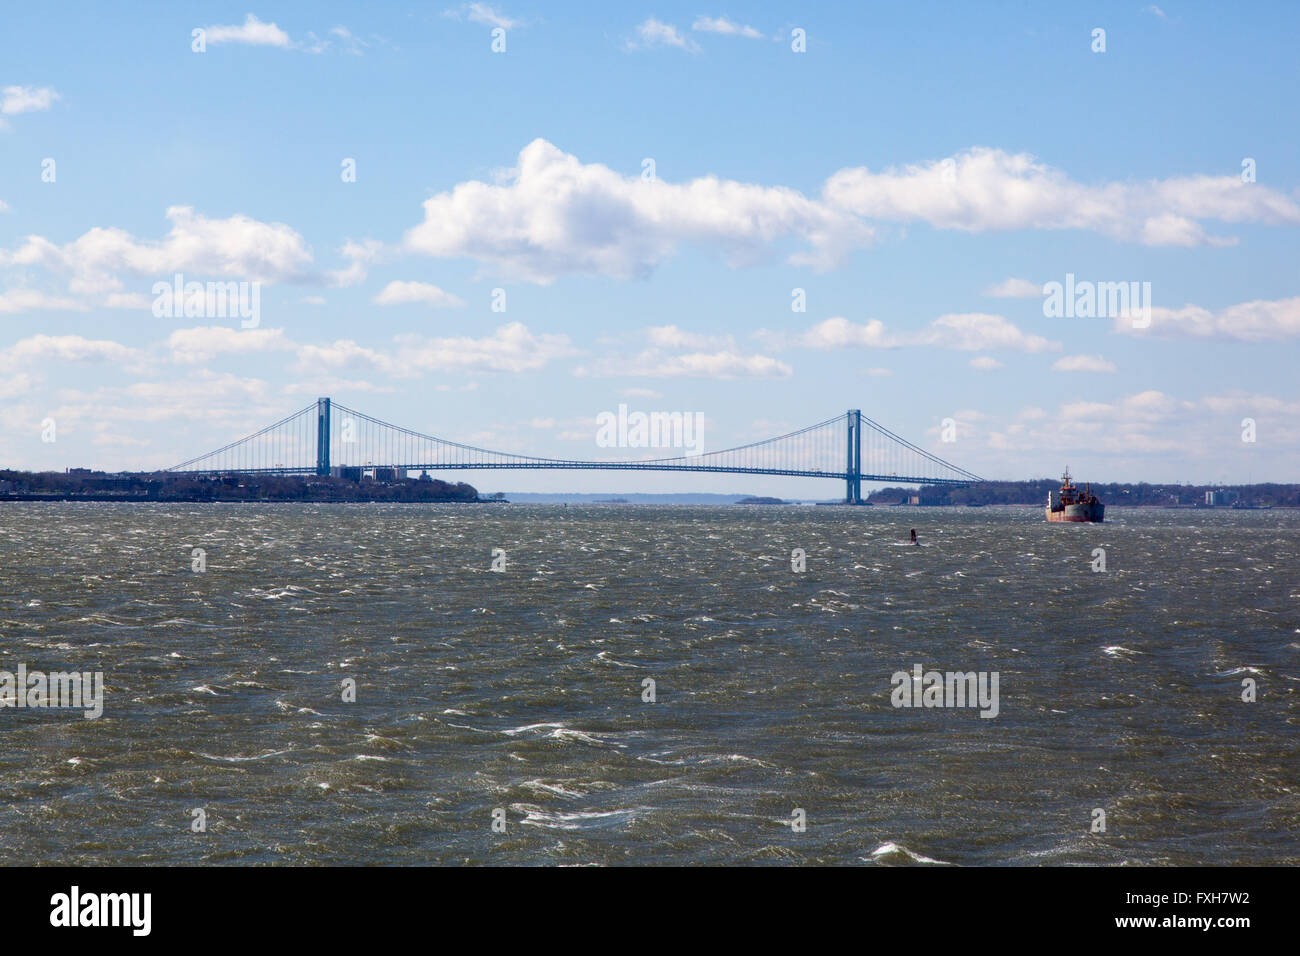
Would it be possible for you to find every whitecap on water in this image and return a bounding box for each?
[594,652,639,668]
[502,722,625,748]
[512,804,641,831]
[198,749,295,763]
[520,779,588,798]
[867,842,954,866]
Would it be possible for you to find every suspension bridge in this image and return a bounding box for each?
[167,398,982,503]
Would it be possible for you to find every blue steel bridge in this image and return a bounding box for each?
[167,398,982,504]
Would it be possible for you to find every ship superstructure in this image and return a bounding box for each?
[1046,467,1104,522]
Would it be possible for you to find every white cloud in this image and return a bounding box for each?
[0,372,41,399]
[927,410,985,444]
[1,85,60,115]
[785,316,891,349]
[627,18,701,52]
[1115,295,1300,342]
[0,206,315,297]
[692,16,762,38]
[40,373,283,473]
[390,324,574,373]
[918,313,1059,352]
[403,139,870,282]
[282,377,392,395]
[772,312,1059,353]
[983,389,1300,467]
[1060,389,1175,426]
[91,430,151,448]
[578,349,791,379]
[294,322,575,376]
[168,326,295,363]
[203,14,292,48]
[0,288,85,314]
[325,26,370,55]
[198,15,373,54]
[574,325,786,379]
[0,334,144,371]
[373,280,465,308]
[645,325,733,350]
[399,142,1298,284]
[113,374,272,410]
[568,324,793,379]
[1052,354,1117,373]
[327,239,381,287]
[292,339,390,375]
[824,147,1300,246]
[1139,212,1213,246]
[298,31,332,54]
[103,292,153,309]
[0,200,8,213]
[452,3,522,29]
[983,277,1041,298]
[969,356,1003,370]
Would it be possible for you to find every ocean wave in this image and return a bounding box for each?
[867,842,954,866]
[512,804,642,830]
[197,749,296,763]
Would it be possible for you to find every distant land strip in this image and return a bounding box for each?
[0,470,480,503]
[1,470,1296,507]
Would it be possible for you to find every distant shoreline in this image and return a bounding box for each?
[4,474,1297,508]
[0,494,491,504]
[2,496,1293,509]
[0,470,481,504]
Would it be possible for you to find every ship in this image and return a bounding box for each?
[1046,467,1104,522]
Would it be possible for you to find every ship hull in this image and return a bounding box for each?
[1046,503,1104,522]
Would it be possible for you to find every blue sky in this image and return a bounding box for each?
[2,2,1298,495]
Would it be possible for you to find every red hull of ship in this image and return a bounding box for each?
[1046,507,1104,523]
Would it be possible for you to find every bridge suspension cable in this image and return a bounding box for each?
[166,398,982,499]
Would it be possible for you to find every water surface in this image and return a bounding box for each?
[0,503,1295,865]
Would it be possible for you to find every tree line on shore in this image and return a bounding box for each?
[0,470,480,502]
[867,479,1300,507]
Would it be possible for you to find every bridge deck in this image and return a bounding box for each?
[176,462,974,486]
[165,400,984,498]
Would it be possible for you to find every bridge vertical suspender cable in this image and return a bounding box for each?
[165,398,982,492]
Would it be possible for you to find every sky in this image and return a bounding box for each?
[2,1,1298,496]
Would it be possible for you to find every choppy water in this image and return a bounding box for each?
[0,503,1296,865]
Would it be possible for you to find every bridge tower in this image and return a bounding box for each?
[846,409,863,504]
[316,397,331,476]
